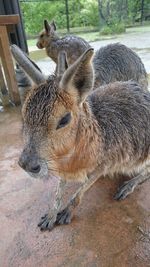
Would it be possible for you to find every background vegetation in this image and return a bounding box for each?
[19,0,150,36]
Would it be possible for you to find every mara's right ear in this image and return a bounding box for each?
[50,20,57,31]
[60,48,94,103]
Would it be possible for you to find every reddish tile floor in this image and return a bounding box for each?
[0,107,150,267]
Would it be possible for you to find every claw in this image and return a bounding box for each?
[38,207,72,231]
[114,180,136,200]
[38,213,56,231]
[56,207,72,225]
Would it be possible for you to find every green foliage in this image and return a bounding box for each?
[100,23,126,35]
[20,1,66,35]
[20,0,99,35]
[20,0,150,36]
[99,25,113,35]
[68,0,99,28]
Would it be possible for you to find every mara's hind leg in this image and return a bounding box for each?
[114,169,150,200]
[55,168,101,225]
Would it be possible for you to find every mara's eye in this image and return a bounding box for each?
[56,113,71,130]
[40,34,44,38]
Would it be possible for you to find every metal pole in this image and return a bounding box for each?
[141,0,144,25]
[65,0,70,33]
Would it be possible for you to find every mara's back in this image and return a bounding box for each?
[88,81,150,167]
[93,43,148,90]
[48,35,91,64]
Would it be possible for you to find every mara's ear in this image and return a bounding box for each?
[44,20,50,34]
[60,48,94,103]
[57,51,68,80]
[11,45,46,85]
[50,20,57,31]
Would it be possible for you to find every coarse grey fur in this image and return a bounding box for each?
[89,81,150,163]
[11,42,148,102]
[93,43,148,90]
[18,49,150,231]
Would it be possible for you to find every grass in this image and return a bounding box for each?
[27,39,37,47]
[127,24,150,33]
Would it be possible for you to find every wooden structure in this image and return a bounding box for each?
[0,15,20,105]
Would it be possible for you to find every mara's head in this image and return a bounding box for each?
[16,49,94,179]
[36,20,57,49]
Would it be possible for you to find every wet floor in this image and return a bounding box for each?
[0,108,150,267]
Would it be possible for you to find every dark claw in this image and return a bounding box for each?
[114,190,129,200]
[114,180,135,200]
[38,213,55,231]
[56,207,72,225]
[40,213,48,220]
[38,208,72,231]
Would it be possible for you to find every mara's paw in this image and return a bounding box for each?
[114,180,137,200]
[56,207,72,225]
[38,213,56,231]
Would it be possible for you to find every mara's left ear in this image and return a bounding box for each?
[44,20,56,35]
[59,48,94,103]
[44,20,50,34]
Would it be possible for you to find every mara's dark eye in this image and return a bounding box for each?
[56,113,71,130]
[40,34,44,38]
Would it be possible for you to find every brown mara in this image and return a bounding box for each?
[11,46,150,231]
[36,19,91,65]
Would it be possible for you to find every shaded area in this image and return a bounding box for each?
[0,108,150,267]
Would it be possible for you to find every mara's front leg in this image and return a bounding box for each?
[55,169,101,226]
[38,179,66,231]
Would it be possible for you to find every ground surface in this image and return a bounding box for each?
[0,108,150,267]
[0,26,150,267]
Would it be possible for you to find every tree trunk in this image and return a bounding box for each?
[97,0,108,28]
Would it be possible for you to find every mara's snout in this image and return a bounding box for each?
[18,150,41,174]
[36,41,43,49]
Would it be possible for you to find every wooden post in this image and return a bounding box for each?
[0,64,9,106]
[0,15,20,105]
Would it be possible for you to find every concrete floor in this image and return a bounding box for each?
[0,26,150,267]
[0,107,150,267]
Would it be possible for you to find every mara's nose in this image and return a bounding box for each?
[18,152,41,174]
[36,42,43,49]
